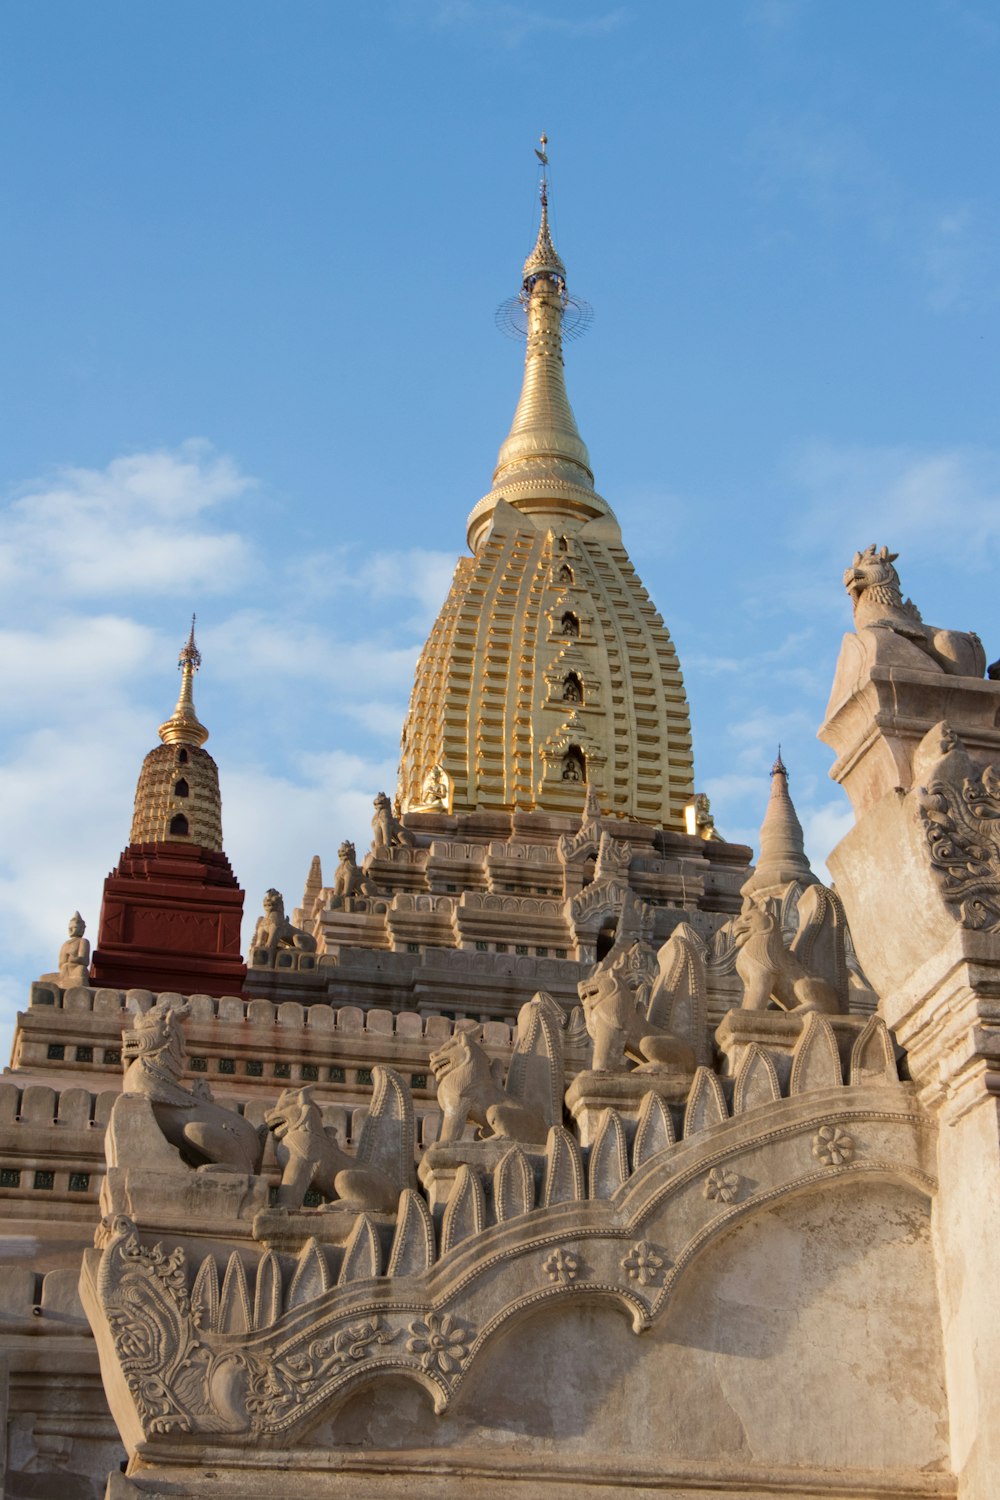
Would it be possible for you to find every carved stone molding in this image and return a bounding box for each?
[81,1084,935,1458]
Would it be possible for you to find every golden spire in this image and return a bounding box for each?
[467,135,613,551]
[158,616,210,748]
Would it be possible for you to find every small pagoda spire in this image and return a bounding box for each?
[158,616,210,748]
[742,749,816,896]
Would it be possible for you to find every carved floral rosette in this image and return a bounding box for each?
[81,1058,935,1454]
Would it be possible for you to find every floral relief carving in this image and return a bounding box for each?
[405,1313,473,1377]
[543,1248,580,1283]
[812,1124,855,1166]
[245,1319,398,1426]
[621,1241,664,1287]
[704,1167,741,1204]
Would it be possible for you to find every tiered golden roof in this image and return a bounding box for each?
[398,143,694,827]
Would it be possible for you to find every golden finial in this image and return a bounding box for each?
[158,616,209,748]
[523,131,564,284]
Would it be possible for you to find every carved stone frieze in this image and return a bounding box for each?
[81,1082,935,1459]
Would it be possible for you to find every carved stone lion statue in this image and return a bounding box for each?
[578,967,695,1074]
[371,790,416,851]
[733,897,840,1014]
[252,888,317,958]
[113,998,263,1174]
[429,1030,547,1144]
[328,840,375,908]
[844,544,985,678]
[264,1086,398,1212]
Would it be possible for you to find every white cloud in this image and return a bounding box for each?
[803,799,854,878]
[788,441,1000,567]
[0,441,258,601]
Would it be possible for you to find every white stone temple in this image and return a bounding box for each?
[1,153,998,1500]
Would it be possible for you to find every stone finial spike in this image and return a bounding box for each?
[158,617,209,748]
[742,751,815,897]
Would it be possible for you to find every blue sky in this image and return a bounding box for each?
[1,0,999,1055]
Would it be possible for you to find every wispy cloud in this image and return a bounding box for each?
[744,0,809,32]
[420,0,627,46]
[919,204,999,313]
[787,440,1000,566]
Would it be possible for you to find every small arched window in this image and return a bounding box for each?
[558,535,568,552]
[561,612,580,638]
[558,564,573,585]
[169,813,189,836]
[562,672,583,705]
[174,778,189,798]
[176,748,189,765]
[561,746,586,783]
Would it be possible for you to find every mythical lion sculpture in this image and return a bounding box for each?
[733,897,841,1014]
[429,1030,547,1144]
[264,1086,398,1212]
[113,998,263,1174]
[844,544,985,678]
[371,791,416,851]
[328,840,375,909]
[251,888,317,960]
[578,967,695,1074]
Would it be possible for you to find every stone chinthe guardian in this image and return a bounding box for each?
[2,141,998,1500]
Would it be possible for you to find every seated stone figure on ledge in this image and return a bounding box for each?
[844,544,985,678]
[251,888,317,962]
[371,789,416,850]
[733,895,841,1014]
[578,966,695,1075]
[108,996,264,1176]
[265,1084,401,1213]
[40,911,91,989]
[328,840,376,909]
[428,995,564,1146]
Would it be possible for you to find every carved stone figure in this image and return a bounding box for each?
[252,888,317,960]
[264,1086,398,1212]
[419,764,450,811]
[844,544,985,677]
[41,911,90,988]
[372,790,416,849]
[733,897,840,1014]
[684,791,722,842]
[111,998,263,1174]
[562,750,584,782]
[429,1030,547,1144]
[328,840,374,909]
[914,721,1000,933]
[562,674,582,703]
[578,967,695,1073]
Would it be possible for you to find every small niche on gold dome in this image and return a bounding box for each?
[169,813,189,836]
